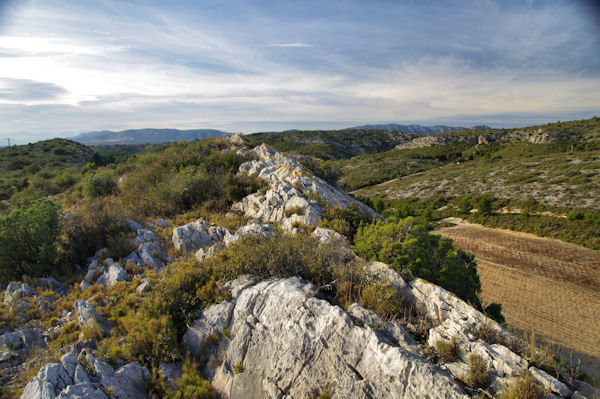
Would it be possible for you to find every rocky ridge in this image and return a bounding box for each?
[231,143,379,231]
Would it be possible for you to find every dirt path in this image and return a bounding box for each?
[436,222,600,364]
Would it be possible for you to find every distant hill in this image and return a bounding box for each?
[71,128,228,145]
[245,129,415,159]
[348,123,491,135]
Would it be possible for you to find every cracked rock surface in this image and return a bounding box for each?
[183,277,468,399]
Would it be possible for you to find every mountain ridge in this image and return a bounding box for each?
[71,128,229,145]
[348,123,492,135]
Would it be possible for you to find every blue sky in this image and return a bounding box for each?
[0,0,599,143]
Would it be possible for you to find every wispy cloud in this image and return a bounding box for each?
[260,42,315,48]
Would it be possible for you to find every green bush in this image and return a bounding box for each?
[60,199,130,265]
[353,217,481,307]
[168,358,216,399]
[0,199,61,284]
[82,170,118,199]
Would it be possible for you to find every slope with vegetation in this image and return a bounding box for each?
[245,129,414,159]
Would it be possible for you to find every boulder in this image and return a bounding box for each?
[136,280,153,295]
[312,227,345,245]
[1,331,21,350]
[73,300,112,335]
[106,264,128,286]
[185,277,467,399]
[126,218,143,232]
[529,366,572,397]
[159,362,183,388]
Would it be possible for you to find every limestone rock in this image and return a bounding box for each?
[366,261,414,305]
[172,219,229,254]
[529,366,572,397]
[159,362,183,388]
[126,218,143,232]
[73,300,112,335]
[312,227,345,245]
[185,277,467,399]
[231,144,379,231]
[136,280,153,295]
[224,221,277,247]
[182,301,235,357]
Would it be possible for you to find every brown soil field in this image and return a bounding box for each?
[436,223,600,366]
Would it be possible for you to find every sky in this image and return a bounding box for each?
[0,0,599,143]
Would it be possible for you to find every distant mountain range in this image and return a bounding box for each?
[71,128,229,145]
[347,124,491,135]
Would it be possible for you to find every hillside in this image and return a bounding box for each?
[72,128,228,145]
[348,123,491,134]
[352,141,600,210]
[245,129,414,159]
[0,139,92,202]
[2,134,594,398]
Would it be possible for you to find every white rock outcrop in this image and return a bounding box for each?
[183,277,468,399]
[231,144,379,231]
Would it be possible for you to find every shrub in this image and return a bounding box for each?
[123,313,178,367]
[457,195,473,214]
[82,170,118,199]
[233,363,244,374]
[318,389,332,399]
[499,372,543,399]
[0,199,61,284]
[435,336,459,362]
[484,303,505,324]
[319,202,373,242]
[60,199,131,266]
[477,195,494,216]
[464,353,488,389]
[169,358,216,399]
[359,282,403,320]
[353,217,481,307]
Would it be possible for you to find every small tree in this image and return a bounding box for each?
[477,195,494,216]
[353,217,481,307]
[457,195,472,214]
[0,199,61,284]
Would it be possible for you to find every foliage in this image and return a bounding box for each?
[298,157,341,186]
[498,372,543,399]
[477,195,494,216]
[117,140,255,218]
[60,198,131,266]
[457,195,473,214]
[0,199,61,284]
[464,353,488,389]
[169,358,216,399]
[246,129,414,160]
[484,303,505,324]
[353,217,481,307]
[82,170,118,199]
[434,336,459,362]
[0,138,91,202]
[318,202,373,242]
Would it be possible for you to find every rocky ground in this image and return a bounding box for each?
[2,136,598,399]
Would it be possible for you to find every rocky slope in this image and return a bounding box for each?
[2,136,597,399]
[395,127,573,150]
